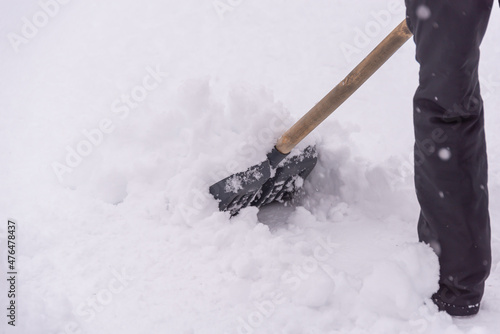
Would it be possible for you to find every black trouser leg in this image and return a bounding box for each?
[405,0,493,315]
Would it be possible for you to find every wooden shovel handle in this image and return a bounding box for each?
[276,19,413,154]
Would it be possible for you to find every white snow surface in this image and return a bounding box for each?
[1,1,500,333]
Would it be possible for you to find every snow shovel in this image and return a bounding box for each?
[210,19,412,216]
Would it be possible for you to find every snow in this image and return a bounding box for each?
[438,148,452,161]
[1,0,500,333]
[224,167,264,194]
[416,6,432,20]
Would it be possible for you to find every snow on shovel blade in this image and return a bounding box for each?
[209,146,317,216]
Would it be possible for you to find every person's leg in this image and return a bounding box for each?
[405,0,493,316]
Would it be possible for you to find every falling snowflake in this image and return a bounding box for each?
[438,148,451,161]
[416,5,431,20]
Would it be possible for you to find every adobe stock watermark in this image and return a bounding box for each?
[212,0,245,20]
[177,110,291,222]
[395,73,500,179]
[401,318,428,334]
[51,65,167,183]
[207,110,290,183]
[395,126,448,180]
[480,73,500,102]
[339,0,404,63]
[57,267,134,334]
[6,0,73,53]
[227,235,338,334]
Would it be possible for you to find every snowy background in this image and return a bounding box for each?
[1,0,500,333]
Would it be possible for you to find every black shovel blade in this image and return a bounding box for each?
[209,146,318,216]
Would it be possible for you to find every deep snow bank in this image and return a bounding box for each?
[1,76,443,333]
